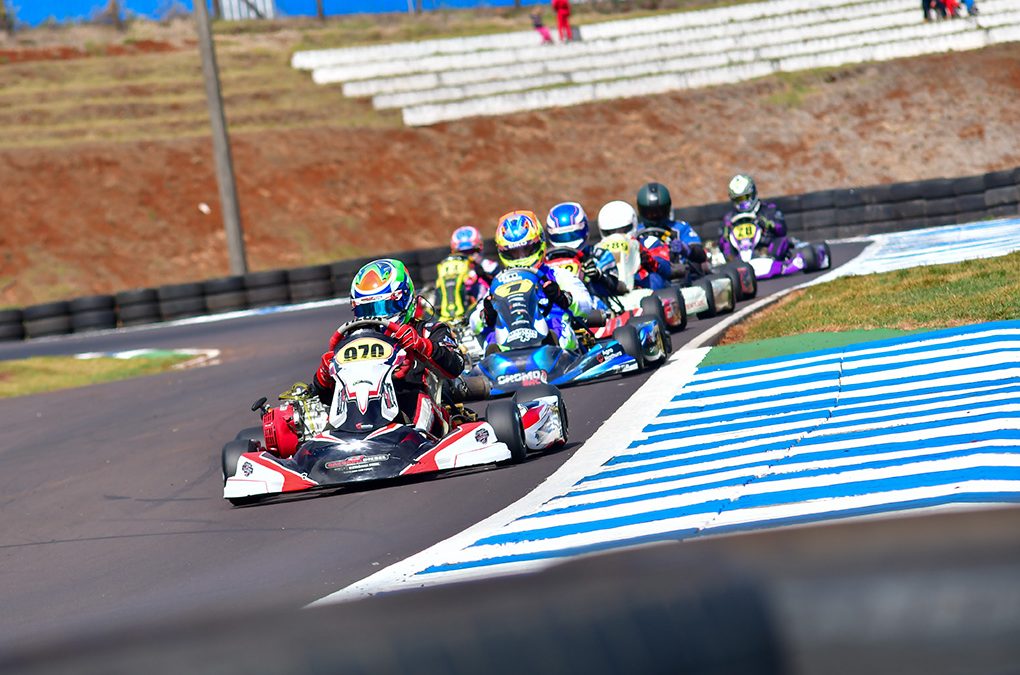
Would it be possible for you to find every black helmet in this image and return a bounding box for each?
[636,182,672,227]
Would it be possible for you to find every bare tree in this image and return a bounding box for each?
[0,1,13,36]
[317,0,325,21]
[212,0,223,20]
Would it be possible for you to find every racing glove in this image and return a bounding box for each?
[582,257,601,281]
[639,248,657,271]
[482,295,497,327]
[542,278,572,311]
[668,238,690,261]
[314,350,334,388]
[388,323,434,359]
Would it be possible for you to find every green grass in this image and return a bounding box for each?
[0,353,194,398]
[707,252,1020,366]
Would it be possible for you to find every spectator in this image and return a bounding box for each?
[944,0,960,17]
[962,0,978,15]
[530,11,553,45]
[552,0,572,42]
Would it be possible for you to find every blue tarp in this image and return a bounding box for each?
[11,0,531,25]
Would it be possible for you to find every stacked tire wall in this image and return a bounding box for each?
[1,167,1017,342]
[674,167,1020,244]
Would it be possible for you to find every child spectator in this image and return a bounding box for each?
[552,0,572,42]
[531,11,553,44]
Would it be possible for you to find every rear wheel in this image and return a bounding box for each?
[514,383,568,445]
[731,261,758,299]
[820,242,832,270]
[695,278,717,319]
[613,324,646,372]
[800,243,820,272]
[485,399,528,463]
[720,266,744,302]
[461,375,491,402]
[654,286,687,332]
[234,427,264,443]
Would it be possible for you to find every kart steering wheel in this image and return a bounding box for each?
[335,318,393,336]
[641,226,673,242]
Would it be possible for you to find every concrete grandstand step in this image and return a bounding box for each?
[401,23,1019,126]
[316,0,913,85]
[293,0,874,71]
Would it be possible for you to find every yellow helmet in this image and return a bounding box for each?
[495,210,545,269]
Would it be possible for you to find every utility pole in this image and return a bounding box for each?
[194,0,248,275]
[316,0,325,21]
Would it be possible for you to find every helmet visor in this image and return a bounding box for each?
[547,228,585,249]
[601,223,633,237]
[733,193,757,212]
[500,239,543,262]
[352,297,406,320]
[639,203,670,223]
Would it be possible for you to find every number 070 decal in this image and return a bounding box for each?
[336,338,393,363]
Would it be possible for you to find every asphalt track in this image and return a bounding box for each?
[0,242,865,652]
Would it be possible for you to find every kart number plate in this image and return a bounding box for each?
[602,237,631,254]
[733,223,757,240]
[550,259,580,276]
[494,279,534,297]
[336,338,392,363]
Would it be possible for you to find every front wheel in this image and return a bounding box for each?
[800,243,820,272]
[613,324,646,372]
[485,399,528,463]
[694,277,717,319]
[654,286,687,332]
[514,383,568,447]
[222,438,258,484]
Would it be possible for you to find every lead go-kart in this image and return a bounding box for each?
[221,319,568,506]
[465,267,669,398]
[718,212,831,279]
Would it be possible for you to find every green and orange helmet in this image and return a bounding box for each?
[495,210,546,270]
[350,258,416,323]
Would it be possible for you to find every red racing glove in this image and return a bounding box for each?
[640,247,657,271]
[315,350,334,387]
[387,322,433,359]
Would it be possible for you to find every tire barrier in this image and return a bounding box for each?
[3,167,1017,341]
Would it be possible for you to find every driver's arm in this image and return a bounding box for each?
[418,323,466,379]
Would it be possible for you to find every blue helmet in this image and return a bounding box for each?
[545,202,589,250]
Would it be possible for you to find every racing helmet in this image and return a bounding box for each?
[636,182,673,228]
[728,174,759,214]
[450,225,483,255]
[350,258,416,323]
[597,201,638,238]
[495,210,546,269]
[545,202,589,250]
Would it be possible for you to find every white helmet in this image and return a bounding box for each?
[597,201,638,238]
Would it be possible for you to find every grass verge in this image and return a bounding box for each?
[0,353,194,398]
[705,251,1020,365]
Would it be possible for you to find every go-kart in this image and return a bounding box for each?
[433,254,486,363]
[221,319,568,505]
[467,267,669,397]
[721,212,831,279]
[544,245,687,337]
[600,232,739,320]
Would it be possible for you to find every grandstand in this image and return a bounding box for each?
[292,0,1020,126]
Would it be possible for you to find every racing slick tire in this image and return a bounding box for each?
[613,324,646,372]
[222,439,264,506]
[820,242,832,270]
[485,399,528,464]
[639,295,667,330]
[234,427,265,443]
[727,261,757,299]
[514,383,568,447]
[719,266,744,303]
[695,278,717,320]
[654,286,687,332]
[800,243,820,272]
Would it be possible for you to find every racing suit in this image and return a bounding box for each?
[719,202,789,261]
[435,253,500,322]
[311,308,465,437]
[634,232,672,290]
[642,218,708,284]
[474,264,582,351]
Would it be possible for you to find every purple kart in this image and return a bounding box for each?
[722,212,831,280]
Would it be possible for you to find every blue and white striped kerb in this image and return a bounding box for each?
[318,320,1020,601]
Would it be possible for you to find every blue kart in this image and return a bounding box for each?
[467,268,669,397]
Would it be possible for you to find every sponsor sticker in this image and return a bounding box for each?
[475,428,490,444]
[496,370,548,386]
[241,461,253,477]
[325,454,388,470]
[506,327,539,343]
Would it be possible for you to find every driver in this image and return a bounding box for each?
[597,200,672,290]
[450,225,500,290]
[310,258,465,437]
[545,201,623,306]
[473,210,583,351]
[636,182,707,282]
[720,173,790,260]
